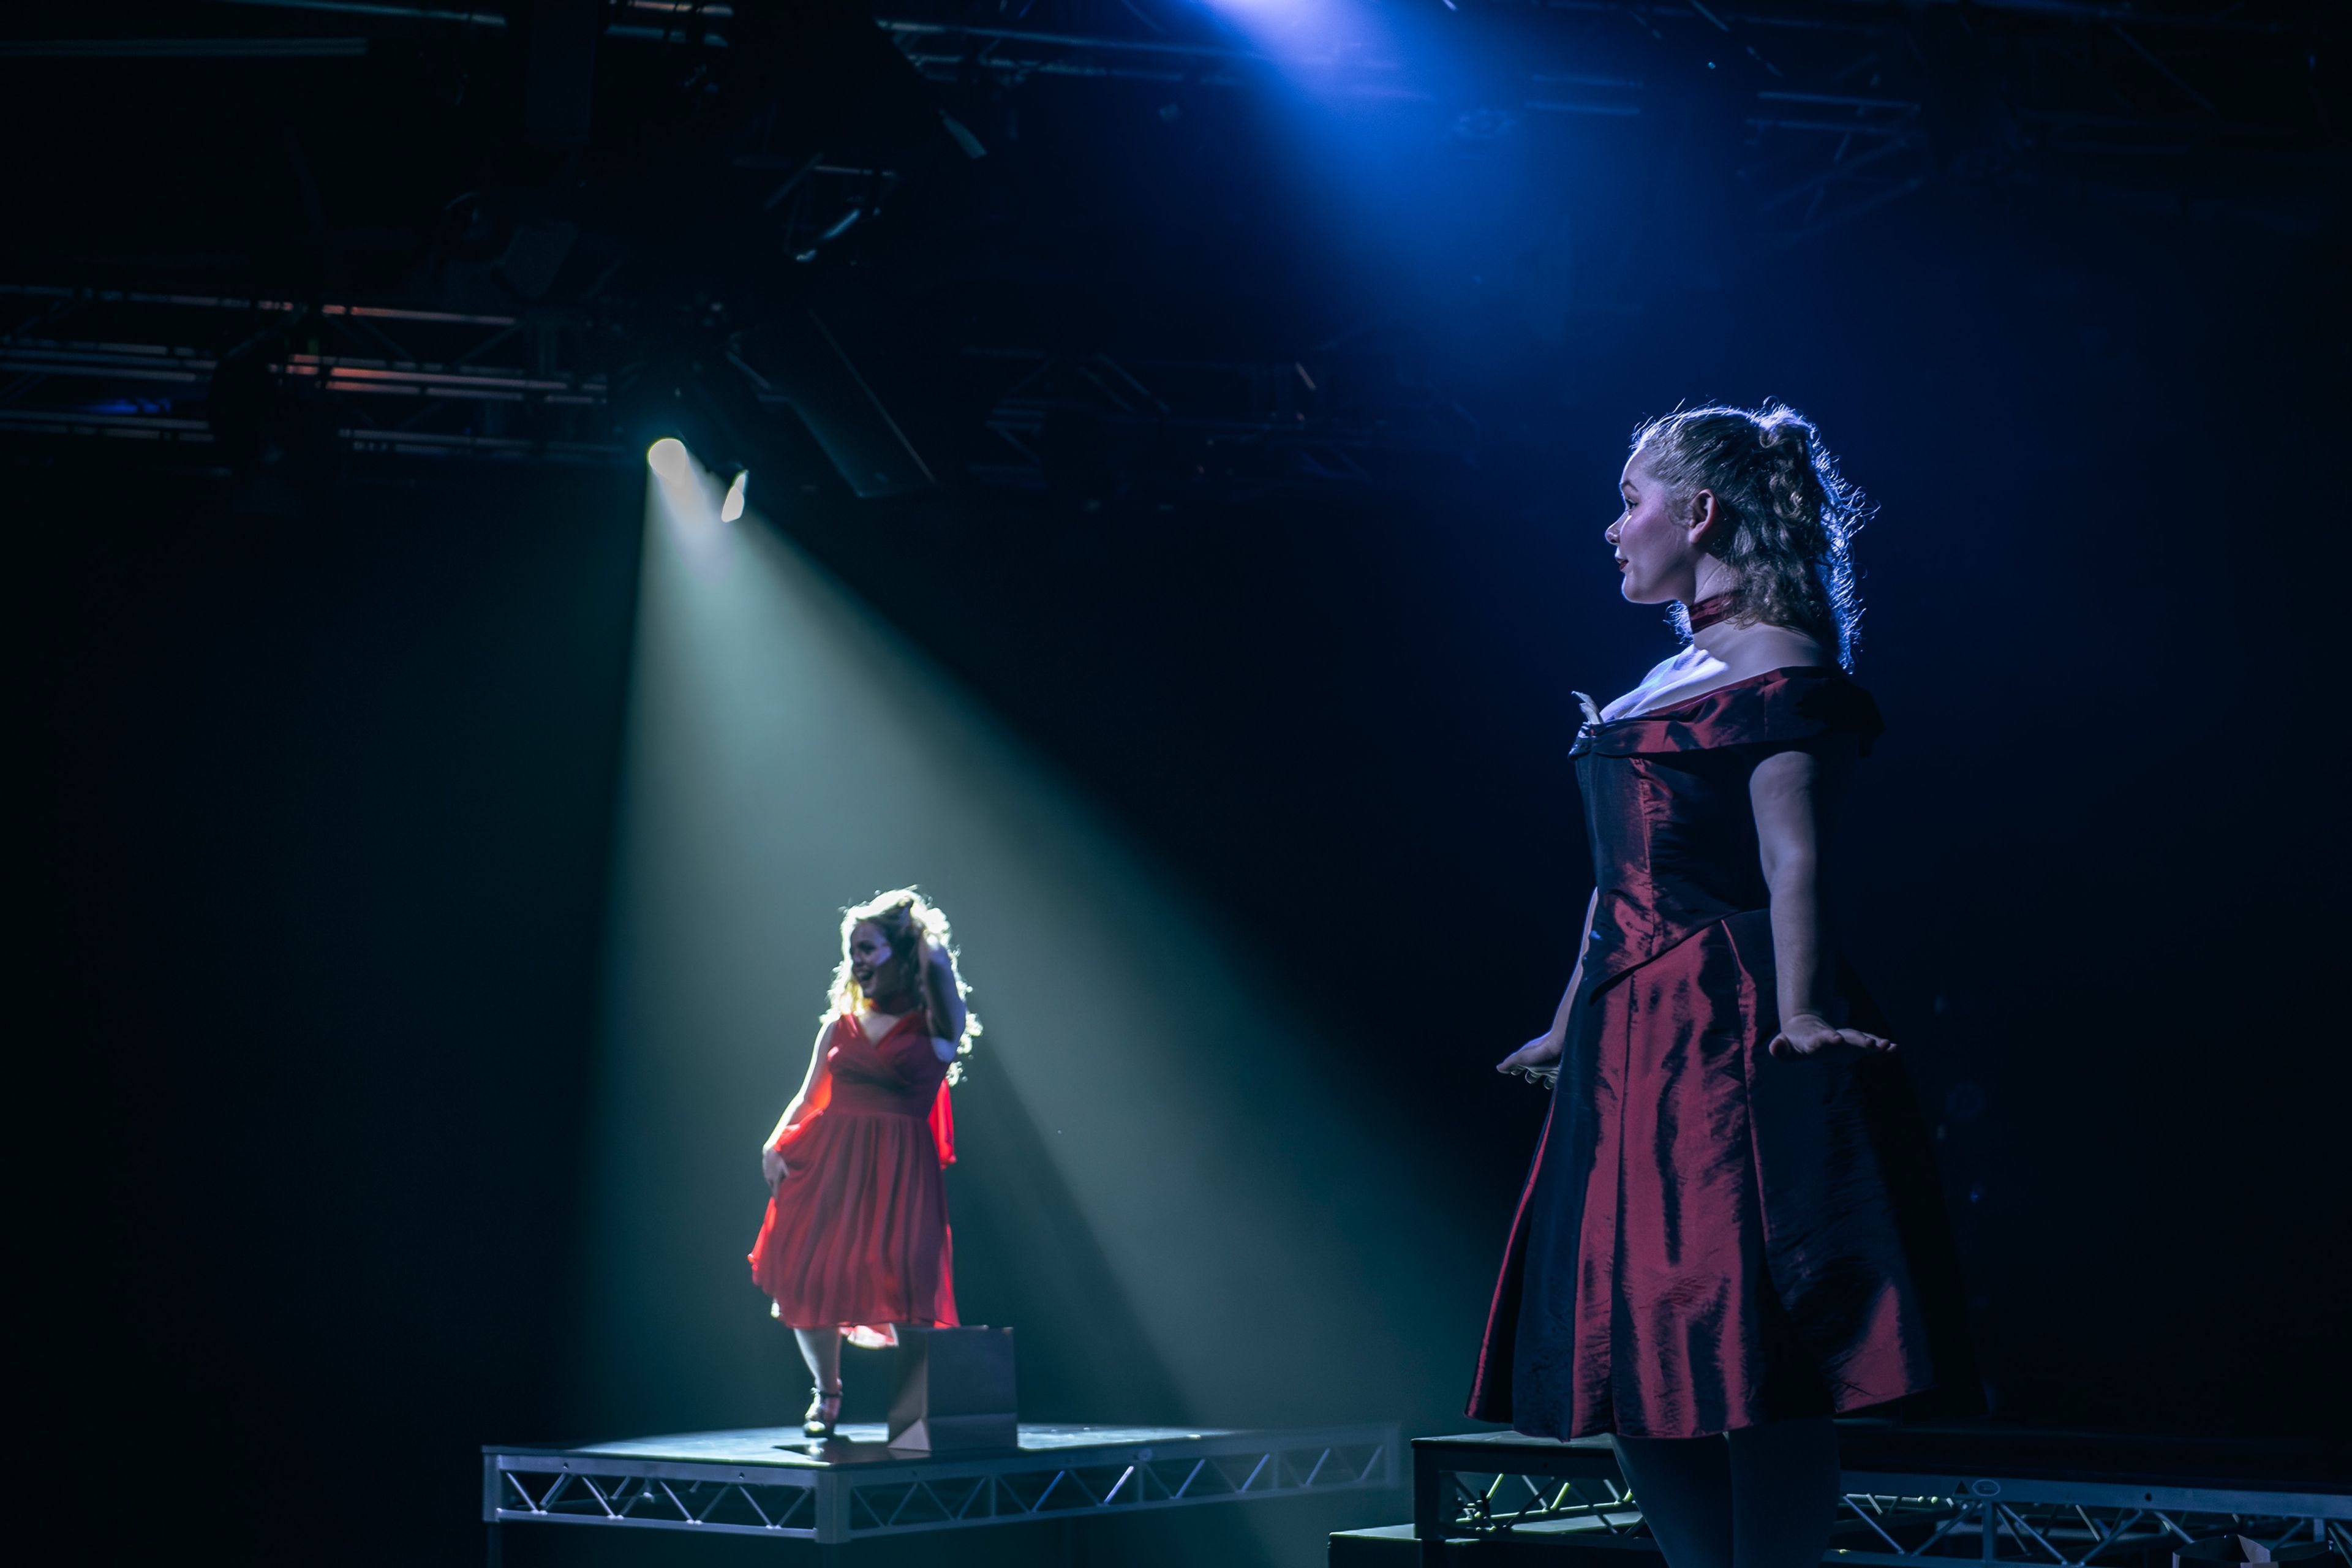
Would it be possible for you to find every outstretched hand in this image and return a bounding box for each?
[1769,1012,1896,1059]
[1496,1034,1562,1085]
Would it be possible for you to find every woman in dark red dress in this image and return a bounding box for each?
[749,889,974,1438]
[1473,405,1963,1568]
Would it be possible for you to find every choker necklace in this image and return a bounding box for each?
[1686,592,1736,632]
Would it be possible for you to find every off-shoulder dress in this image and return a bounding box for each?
[1468,667,1966,1440]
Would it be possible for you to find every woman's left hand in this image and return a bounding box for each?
[1770,1012,1896,1059]
[1496,1034,1563,1083]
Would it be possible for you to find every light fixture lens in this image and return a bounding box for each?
[719,470,748,522]
[647,437,690,483]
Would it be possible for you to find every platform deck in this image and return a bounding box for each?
[484,1420,1398,1546]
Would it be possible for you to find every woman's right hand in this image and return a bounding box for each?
[761,1146,787,1191]
[1496,1035,1562,1084]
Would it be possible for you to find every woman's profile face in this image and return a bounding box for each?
[1608,452,1701,606]
[848,920,899,998]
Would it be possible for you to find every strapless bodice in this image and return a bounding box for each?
[1570,666,1883,998]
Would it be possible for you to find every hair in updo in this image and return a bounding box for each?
[827,887,980,1080]
[1630,402,1866,668]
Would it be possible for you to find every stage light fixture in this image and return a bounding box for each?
[647,437,691,483]
[719,469,748,522]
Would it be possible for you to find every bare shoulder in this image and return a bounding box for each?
[1711,622,1827,681]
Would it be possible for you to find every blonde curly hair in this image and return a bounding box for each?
[1630,402,1868,669]
[826,887,979,1082]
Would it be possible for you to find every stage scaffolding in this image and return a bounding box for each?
[1411,1430,2350,1568]
[484,1421,1397,1548]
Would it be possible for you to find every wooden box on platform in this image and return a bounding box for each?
[886,1325,1017,1452]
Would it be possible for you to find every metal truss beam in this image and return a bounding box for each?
[0,284,622,464]
[1411,1434,2352,1568]
[1476,1,2302,36]
[197,0,743,39]
[879,1,2339,251]
[0,37,374,58]
[963,348,1479,496]
[484,1423,1398,1546]
[0,287,1481,482]
[881,17,1261,89]
[200,0,508,27]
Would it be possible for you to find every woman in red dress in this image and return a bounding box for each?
[748,889,974,1438]
[1474,405,1965,1568]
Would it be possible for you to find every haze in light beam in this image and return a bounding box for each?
[576,457,1485,1477]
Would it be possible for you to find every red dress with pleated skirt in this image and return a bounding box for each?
[1469,668,1969,1441]
[748,1008,959,1336]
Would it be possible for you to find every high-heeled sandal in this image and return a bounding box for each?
[802,1386,843,1439]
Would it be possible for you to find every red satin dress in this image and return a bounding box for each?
[748,1008,960,1335]
[1469,668,1963,1440]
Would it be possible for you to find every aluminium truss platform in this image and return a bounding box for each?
[483,1420,1397,1548]
[1409,1425,2350,1568]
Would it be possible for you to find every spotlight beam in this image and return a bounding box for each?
[578,451,1485,1488]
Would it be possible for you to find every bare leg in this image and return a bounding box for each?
[1615,1433,1734,1568]
[793,1327,843,1393]
[1727,1417,1842,1568]
[793,1328,843,1432]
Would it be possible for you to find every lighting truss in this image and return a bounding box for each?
[880,14,1263,91]
[876,1,2344,248]
[965,347,1480,495]
[0,284,619,462]
[0,286,1484,482]
[484,1422,1398,1545]
[1411,1433,2352,1568]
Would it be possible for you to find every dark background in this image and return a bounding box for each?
[17,4,2350,1566]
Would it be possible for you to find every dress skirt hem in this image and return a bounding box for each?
[1469,913,1950,1442]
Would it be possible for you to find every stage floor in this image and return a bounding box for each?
[556,1422,1250,1468]
[484,1420,1398,1545]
